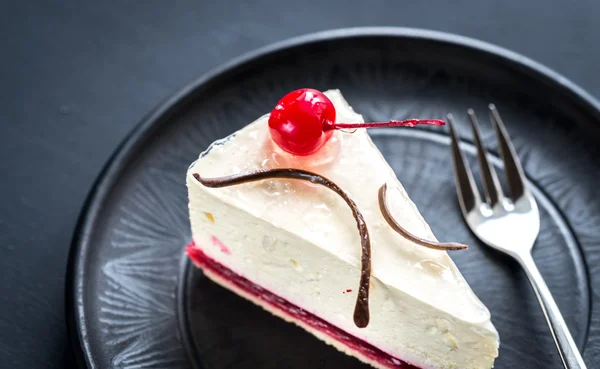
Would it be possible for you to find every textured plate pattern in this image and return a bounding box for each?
[70,29,600,369]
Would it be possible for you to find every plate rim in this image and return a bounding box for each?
[65,26,600,369]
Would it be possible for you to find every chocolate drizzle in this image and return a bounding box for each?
[192,169,372,328]
[378,183,468,251]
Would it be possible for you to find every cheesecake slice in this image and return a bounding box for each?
[186,90,499,369]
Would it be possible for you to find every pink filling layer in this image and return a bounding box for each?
[186,242,419,369]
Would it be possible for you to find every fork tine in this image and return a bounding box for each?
[447,113,481,214]
[489,104,527,199]
[467,109,505,206]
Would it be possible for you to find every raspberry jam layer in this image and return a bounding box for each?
[186,242,419,369]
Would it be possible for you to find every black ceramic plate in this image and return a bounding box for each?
[67,28,600,369]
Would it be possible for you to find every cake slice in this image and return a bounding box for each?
[186,90,499,369]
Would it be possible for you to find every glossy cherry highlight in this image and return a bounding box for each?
[268,89,445,156]
[268,89,336,156]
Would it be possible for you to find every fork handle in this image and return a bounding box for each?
[516,252,587,369]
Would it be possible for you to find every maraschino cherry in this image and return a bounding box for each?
[268,88,446,156]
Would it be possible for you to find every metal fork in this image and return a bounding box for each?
[447,105,587,369]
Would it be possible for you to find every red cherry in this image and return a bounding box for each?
[268,89,335,156]
[268,88,446,156]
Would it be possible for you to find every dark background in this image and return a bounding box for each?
[1,1,599,368]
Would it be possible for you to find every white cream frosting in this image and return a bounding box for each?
[187,90,499,369]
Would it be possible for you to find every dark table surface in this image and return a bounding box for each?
[1,1,599,368]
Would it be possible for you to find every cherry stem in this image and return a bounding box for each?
[324,119,446,131]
